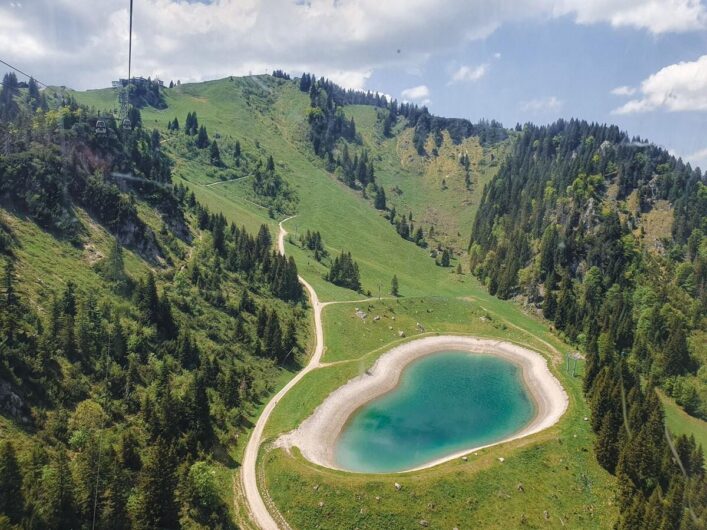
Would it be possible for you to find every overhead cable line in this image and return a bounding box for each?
[0,57,49,87]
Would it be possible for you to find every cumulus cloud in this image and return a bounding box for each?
[686,146,707,169]
[0,0,531,89]
[520,96,563,112]
[611,85,637,96]
[1,0,706,90]
[552,0,707,34]
[612,55,707,114]
[401,84,430,104]
[449,63,488,84]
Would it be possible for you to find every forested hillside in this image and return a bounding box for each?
[299,72,508,257]
[3,68,706,529]
[0,72,307,528]
[63,73,511,285]
[470,119,707,528]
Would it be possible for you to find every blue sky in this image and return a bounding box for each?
[1,0,706,168]
[369,16,707,165]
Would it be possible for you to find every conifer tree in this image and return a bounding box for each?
[391,275,399,296]
[134,438,179,529]
[150,128,161,151]
[239,289,255,313]
[440,249,451,267]
[0,441,23,523]
[1,259,17,342]
[99,460,130,530]
[196,125,209,148]
[256,306,268,337]
[209,139,222,166]
[41,448,78,528]
[414,227,425,246]
[185,111,198,135]
[110,315,127,366]
[27,77,41,109]
[264,310,283,360]
[157,295,178,340]
[0,72,20,121]
[104,239,130,294]
[184,371,213,452]
[61,280,77,317]
[374,186,387,210]
[660,318,691,376]
[136,272,160,327]
[176,328,199,370]
[326,251,361,292]
[543,276,557,320]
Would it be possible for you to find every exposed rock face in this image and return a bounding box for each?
[114,218,165,265]
[0,379,30,424]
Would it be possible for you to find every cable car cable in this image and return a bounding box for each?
[121,0,135,130]
[0,57,49,87]
[128,0,133,84]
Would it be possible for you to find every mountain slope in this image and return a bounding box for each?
[0,77,309,528]
[66,75,509,300]
[470,119,707,528]
[8,72,704,529]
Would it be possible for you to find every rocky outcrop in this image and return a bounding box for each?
[0,379,30,425]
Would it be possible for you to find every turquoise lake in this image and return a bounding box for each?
[334,351,536,473]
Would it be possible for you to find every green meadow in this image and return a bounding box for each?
[70,75,619,528]
[261,296,616,529]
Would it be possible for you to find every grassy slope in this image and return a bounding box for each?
[70,75,617,528]
[344,104,510,256]
[659,390,707,464]
[263,299,615,529]
[70,78,493,300]
[1,183,308,524]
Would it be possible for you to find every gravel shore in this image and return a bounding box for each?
[275,335,569,473]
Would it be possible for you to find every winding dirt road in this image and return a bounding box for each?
[240,218,565,528]
[240,217,324,530]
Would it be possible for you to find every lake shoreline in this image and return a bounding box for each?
[274,335,569,474]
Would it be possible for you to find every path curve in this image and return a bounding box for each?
[240,220,567,526]
[241,216,324,530]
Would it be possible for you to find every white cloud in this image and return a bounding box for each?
[552,0,707,34]
[520,96,563,112]
[401,84,430,104]
[449,63,488,84]
[3,0,706,90]
[611,85,637,96]
[613,55,707,114]
[324,70,373,91]
[686,146,707,168]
